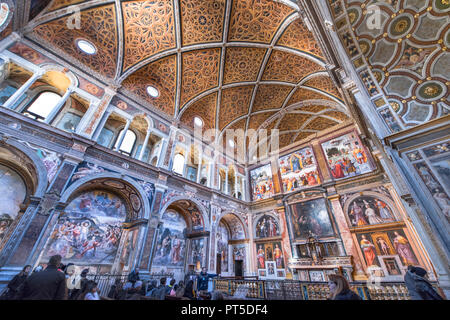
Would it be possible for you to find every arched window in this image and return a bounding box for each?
[114,129,137,156]
[23,91,61,122]
[172,153,185,175]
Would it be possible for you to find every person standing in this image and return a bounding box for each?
[327,274,361,300]
[2,265,31,300]
[197,267,217,295]
[404,266,444,300]
[18,255,67,300]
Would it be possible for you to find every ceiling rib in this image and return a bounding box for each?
[114,0,124,81]
[173,0,182,118]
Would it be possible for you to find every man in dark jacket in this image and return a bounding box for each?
[18,255,67,300]
[197,267,217,293]
[404,266,443,300]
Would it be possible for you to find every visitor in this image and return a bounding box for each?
[327,274,361,300]
[150,277,168,300]
[127,268,140,285]
[18,255,67,300]
[145,279,158,298]
[404,266,443,300]
[167,278,176,295]
[1,265,31,300]
[79,280,100,300]
[126,281,144,300]
[197,267,217,294]
[64,263,75,299]
[175,280,185,298]
[108,278,125,300]
[183,280,196,300]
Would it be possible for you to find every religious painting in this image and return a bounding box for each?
[71,162,106,183]
[356,229,419,268]
[309,270,325,282]
[0,164,26,242]
[382,257,402,276]
[250,164,274,201]
[19,141,62,183]
[276,270,285,278]
[255,215,280,238]
[120,229,138,270]
[290,198,335,239]
[42,191,126,265]
[97,128,114,148]
[414,161,450,223]
[321,132,375,180]
[186,165,197,182]
[190,238,207,272]
[423,143,449,157]
[262,241,285,269]
[347,195,395,227]
[232,244,246,273]
[379,108,402,133]
[266,261,276,277]
[56,112,82,133]
[217,221,229,273]
[256,243,266,269]
[278,147,321,193]
[258,269,266,277]
[153,210,187,267]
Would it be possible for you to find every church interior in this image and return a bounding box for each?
[0,0,448,300]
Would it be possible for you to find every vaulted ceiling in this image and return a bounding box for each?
[24,0,350,151]
[328,0,449,131]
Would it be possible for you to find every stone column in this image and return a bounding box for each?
[90,108,112,142]
[328,194,366,280]
[138,129,152,161]
[3,71,42,109]
[46,87,74,124]
[162,126,177,170]
[208,203,221,273]
[311,140,332,183]
[114,118,131,152]
[138,184,167,273]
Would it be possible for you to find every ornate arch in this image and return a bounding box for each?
[253,211,281,239]
[158,195,210,231]
[60,172,151,220]
[216,211,249,240]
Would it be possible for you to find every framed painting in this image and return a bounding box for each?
[321,131,375,180]
[278,146,321,193]
[250,164,274,201]
[290,198,335,239]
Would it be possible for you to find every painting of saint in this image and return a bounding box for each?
[273,243,284,268]
[153,210,187,267]
[250,164,274,201]
[42,191,126,265]
[255,215,279,238]
[347,196,395,227]
[321,132,375,180]
[217,222,229,273]
[256,244,265,269]
[290,198,334,239]
[0,164,26,241]
[190,238,206,271]
[389,231,418,266]
[359,235,377,267]
[71,162,106,182]
[279,147,321,193]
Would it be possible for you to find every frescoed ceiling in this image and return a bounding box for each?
[22,0,350,153]
[327,0,449,132]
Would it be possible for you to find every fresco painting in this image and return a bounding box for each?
[347,195,395,227]
[42,191,126,265]
[278,147,321,193]
[0,164,26,242]
[321,132,375,180]
[250,164,274,201]
[290,198,335,239]
[356,229,419,269]
[217,221,229,273]
[190,238,206,272]
[255,215,280,238]
[153,210,187,267]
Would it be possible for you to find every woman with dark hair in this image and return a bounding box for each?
[327,274,361,300]
[2,265,32,300]
[183,280,196,300]
[78,280,100,300]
